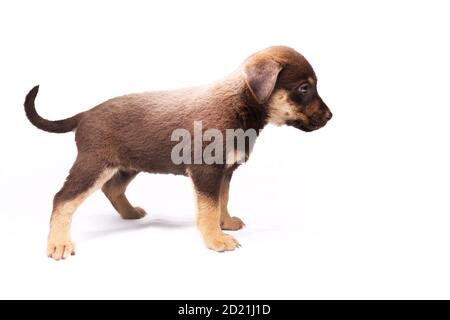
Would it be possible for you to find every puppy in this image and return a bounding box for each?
[24,46,332,260]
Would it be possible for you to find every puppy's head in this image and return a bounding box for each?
[244,46,332,132]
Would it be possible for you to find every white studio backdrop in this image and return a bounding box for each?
[0,0,449,299]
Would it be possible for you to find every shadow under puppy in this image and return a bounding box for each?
[24,46,332,260]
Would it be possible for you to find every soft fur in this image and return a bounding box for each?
[24,46,332,260]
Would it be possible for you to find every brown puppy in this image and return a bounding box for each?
[24,46,332,260]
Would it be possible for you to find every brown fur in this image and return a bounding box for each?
[23,46,332,260]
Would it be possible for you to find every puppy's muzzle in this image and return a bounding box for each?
[288,108,332,132]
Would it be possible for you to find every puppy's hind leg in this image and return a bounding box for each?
[47,156,117,260]
[102,170,146,220]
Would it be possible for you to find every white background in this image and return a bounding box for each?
[0,0,449,299]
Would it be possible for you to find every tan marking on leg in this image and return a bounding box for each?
[219,176,245,231]
[194,190,240,252]
[47,168,118,260]
[102,171,146,219]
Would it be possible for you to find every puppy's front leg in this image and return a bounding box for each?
[220,172,245,231]
[190,168,240,252]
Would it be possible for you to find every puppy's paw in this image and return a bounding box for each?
[205,233,241,252]
[121,207,147,220]
[221,216,245,231]
[47,239,76,261]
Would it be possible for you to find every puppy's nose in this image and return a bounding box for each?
[325,110,333,121]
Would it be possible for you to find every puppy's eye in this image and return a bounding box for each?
[298,83,309,95]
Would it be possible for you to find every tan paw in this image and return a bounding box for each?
[121,207,147,220]
[204,233,241,252]
[221,216,245,231]
[47,239,76,261]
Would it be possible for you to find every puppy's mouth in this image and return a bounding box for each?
[286,119,328,132]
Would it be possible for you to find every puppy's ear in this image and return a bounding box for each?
[244,59,282,104]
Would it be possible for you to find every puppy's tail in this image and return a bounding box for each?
[24,85,83,133]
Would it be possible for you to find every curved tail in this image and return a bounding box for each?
[24,85,83,133]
